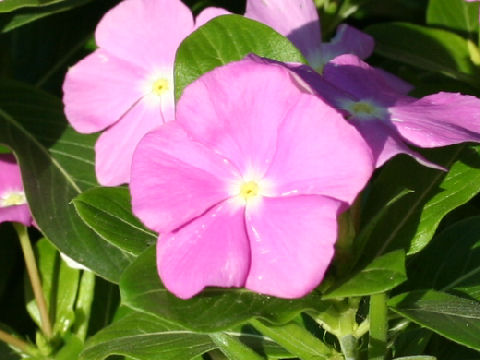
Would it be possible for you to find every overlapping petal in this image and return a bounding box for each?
[96,0,193,70]
[264,94,373,204]
[176,60,305,176]
[195,7,230,29]
[63,49,146,133]
[157,200,250,299]
[131,121,239,233]
[245,195,341,298]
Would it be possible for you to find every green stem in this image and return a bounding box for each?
[72,270,96,341]
[368,293,387,360]
[338,335,358,360]
[250,319,339,360]
[209,333,265,360]
[13,223,53,339]
[0,328,39,357]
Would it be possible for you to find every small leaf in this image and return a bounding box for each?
[427,0,479,36]
[323,250,407,299]
[120,246,323,332]
[389,290,480,351]
[73,187,156,257]
[366,23,480,87]
[80,312,215,360]
[174,14,306,100]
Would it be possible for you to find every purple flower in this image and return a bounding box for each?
[291,54,480,168]
[130,57,373,299]
[0,154,33,227]
[244,0,374,71]
[62,0,227,186]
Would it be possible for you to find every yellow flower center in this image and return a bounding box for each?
[239,181,260,201]
[1,191,26,207]
[152,78,169,96]
[351,101,376,115]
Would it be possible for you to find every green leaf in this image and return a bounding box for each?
[389,290,480,351]
[73,187,156,257]
[25,238,80,337]
[0,0,92,33]
[0,80,134,282]
[427,0,479,35]
[54,333,83,360]
[366,22,480,87]
[80,312,215,360]
[210,333,265,360]
[323,250,407,299]
[174,14,306,101]
[361,145,480,257]
[120,246,323,332]
[393,357,436,360]
[406,216,480,302]
[0,0,69,12]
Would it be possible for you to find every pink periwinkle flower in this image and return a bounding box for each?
[0,154,33,227]
[245,0,374,71]
[289,54,480,168]
[130,57,373,299]
[63,0,227,186]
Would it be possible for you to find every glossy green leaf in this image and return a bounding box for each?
[174,14,306,100]
[0,80,134,282]
[120,246,323,332]
[427,0,479,35]
[361,145,480,258]
[73,187,156,257]
[0,0,92,33]
[366,23,480,87]
[0,0,67,12]
[406,216,480,301]
[25,238,79,337]
[80,312,215,360]
[389,290,480,350]
[323,250,407,299]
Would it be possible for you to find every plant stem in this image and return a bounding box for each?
[338,335,358,360]
[0,328,39,357]
[368,293,387,360]
[13,223,53,339]
[73,270,96,341]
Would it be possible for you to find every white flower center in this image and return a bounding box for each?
[151,78,169,96]
[1,191,27,207]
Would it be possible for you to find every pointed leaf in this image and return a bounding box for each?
[73,187,156,257]
[389,290,480,351]
[174,14,306,100]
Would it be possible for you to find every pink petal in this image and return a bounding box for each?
[245,195,342,298]
[176,59,305,176]
[195,7,230,29]
[63,49,146,133]
[389,92,480,148]
[353,119,444,169]
[157,200,250,299]
[315,24,374,68]
[0,154,32,226]
[95,0,194,70]
[95,98,170,186]
[264,94,373,205]
[130,121,239,233]
[323,54,409,104]
[245,0,321,59]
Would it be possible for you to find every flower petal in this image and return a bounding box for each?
[63,49,146,133]
[245,195,341,298]
[195,7,230,29]
[157,200,250,299]
[95,98,169,186]
[264,94,373,204]
[176,58,306,176]
[313,24,374,68]
[389,92,480,148]
[95,0,193,70]
[245,0,321,59]
[0,205,32,227]
[130,121,239,233]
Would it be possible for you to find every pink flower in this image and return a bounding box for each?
[130,57,373,299]
[62,0,227,186]
[244,0,374,71]
[0,154,33,227]
[291,54,480,168]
